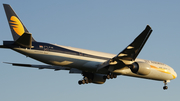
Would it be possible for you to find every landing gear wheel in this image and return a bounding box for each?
[163,80,169,90]
[85,79,89,84]
[78,80,82,85]
[82,80,85,84]
[113,75,117,78]
[110,74,114,79]
[163,86,168,90]
[106,75,110,79]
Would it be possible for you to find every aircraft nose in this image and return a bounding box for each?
[172,71,177,79]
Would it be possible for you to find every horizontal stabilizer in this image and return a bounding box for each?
[0,45,8,48]
[15,32,32,48]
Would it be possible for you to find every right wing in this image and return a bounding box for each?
[4,62,82,73]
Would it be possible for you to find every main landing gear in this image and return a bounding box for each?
[78,72,117,85]
[163,81,168,90]
[104,73,117,79]
[78,77,93,85]
[78,72,93,85]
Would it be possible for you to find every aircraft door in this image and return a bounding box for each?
[44,46,49,51]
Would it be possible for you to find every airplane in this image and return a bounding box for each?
[0,4,177,90]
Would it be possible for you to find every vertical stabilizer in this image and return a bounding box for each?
[3,4,35,41]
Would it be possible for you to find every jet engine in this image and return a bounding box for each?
[130,62,151,75]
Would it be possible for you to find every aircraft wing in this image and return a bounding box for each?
[114,25,152,61]
[4,62,82,73]
[97,25,153,71]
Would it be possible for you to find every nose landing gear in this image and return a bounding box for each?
[163,85,168,90]
[163,80,169,90]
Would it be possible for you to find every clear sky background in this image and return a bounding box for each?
[0,0,180,101]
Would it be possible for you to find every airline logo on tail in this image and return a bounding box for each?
[9,16,24,36]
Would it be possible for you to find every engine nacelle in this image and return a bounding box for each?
[92,73,106,84]
[130,62,151,75]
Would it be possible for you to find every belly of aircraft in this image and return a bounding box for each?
[13,48,105,72]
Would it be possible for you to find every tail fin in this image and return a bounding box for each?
[3,4,35,41]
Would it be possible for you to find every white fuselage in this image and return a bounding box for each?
[12,43,177,81]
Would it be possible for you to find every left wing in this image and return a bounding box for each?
[4,62,82,73]
[114,25,152,61]
[97,25,153,72]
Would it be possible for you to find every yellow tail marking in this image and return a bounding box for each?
[9,16,25,36]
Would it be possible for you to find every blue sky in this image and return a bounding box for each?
[0,0,180,101]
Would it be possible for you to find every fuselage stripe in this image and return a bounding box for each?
[150,65,176,79]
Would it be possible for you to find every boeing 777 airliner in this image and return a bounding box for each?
[0,4,177,90]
